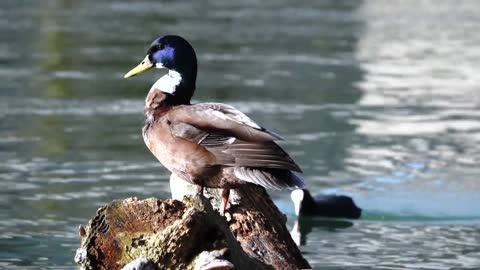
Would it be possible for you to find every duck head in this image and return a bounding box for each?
[291,189,362,219]
[291,189,314,216]
[124,35,197,105]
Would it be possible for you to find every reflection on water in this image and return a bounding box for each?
[290,218,354,246]
[1,0,480,269]
[301,221,480,269]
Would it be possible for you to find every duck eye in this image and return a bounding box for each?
[158,44,166,50]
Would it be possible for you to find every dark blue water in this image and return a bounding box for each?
[1,0,480,269]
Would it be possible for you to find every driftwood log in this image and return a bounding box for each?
[75,175,311,270]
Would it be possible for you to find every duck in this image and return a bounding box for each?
[290,189,362,219]
[124,35,304,214]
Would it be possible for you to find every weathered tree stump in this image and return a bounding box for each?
[75,175,311,270]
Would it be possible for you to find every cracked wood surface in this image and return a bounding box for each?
[76,177,311,270]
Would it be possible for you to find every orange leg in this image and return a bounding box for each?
[220,189,230,216]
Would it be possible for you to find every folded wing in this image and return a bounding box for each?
[168,103,305,189]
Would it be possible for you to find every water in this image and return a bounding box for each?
[1,0,480,269]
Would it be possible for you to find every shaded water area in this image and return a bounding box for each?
[1,0,480,269]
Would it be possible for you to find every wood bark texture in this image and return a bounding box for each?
[75,176,311,270]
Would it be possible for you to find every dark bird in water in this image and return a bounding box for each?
[124,35,304,214]
[291,189,362,219]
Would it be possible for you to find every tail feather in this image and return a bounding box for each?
[234,167,305,190]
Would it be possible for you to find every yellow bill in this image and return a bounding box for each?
[124,55,154,78]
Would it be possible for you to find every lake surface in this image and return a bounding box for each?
[1,0,480,269]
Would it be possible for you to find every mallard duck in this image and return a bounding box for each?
[124,35,304,214]
[291,189,362,219]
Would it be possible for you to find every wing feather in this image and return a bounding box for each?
[166,102,304,189]
[234,167,305,190]
[168,103,282,142]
